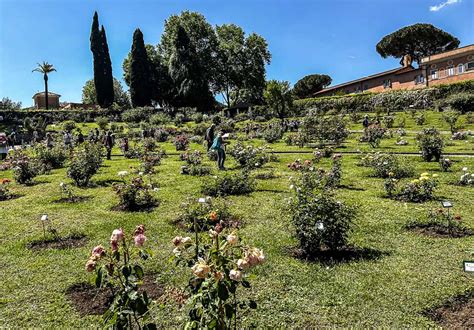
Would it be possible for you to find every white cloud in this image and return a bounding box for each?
[429,0,460,12]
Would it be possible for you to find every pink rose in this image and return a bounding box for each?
[134,234,146,247]
[110,228,124,242]
[111,240,118,252]
[229,269,243,281]
[92,245,105,257]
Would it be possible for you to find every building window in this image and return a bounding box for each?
[415,74,425,84]
[458,64,464,74]
[430,69,438,80]
[467,62,474,71]
[383,79,391,89]
[447,66,455,76]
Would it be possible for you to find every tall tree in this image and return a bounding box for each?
[82,78,130,108]
[167,24,214,110]
[376,23,460,65]
[293,74,332,99]
[90,12,114,108]
[129,29,152,107]
[100,26,114,107]
[264,80,293,120]
[160,11,216,110]
[213,24,271,107]
[32,61,56,110]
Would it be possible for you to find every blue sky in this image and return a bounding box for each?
[0,0,473,107]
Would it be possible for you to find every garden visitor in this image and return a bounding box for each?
[94,128,100,141]
[363,115,370,130]
[63,131,73,149]
[32,130,39,144]
[211,131,226,170]
[205,124,216,151]
[87,130,94,142]
[76,130,85,144]
[0,133,8,160]
[120,137,129,153]
[8,129,16,148]
[104,130,114,160]
[45,132,54,149]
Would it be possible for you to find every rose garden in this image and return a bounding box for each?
[1,8,474,329]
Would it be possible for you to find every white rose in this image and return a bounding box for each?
[229,269,243,281]
[226,233,238,245]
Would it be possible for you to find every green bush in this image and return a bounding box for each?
[67,142,103,186]
[121,107,154,123]
[202,170,256,196]
[62,120,77,132]
[95,116,109,130]
[112,176,159,211]
[439,92,474,113]
[228,143,271,169]
[360,152,414,178]
[300,113,349,146]
[176,197,235,231]
[149,113,172,126]
[33,144,67,173]
[8,150,38,184]
[416,128,444,162]
[290,189,354,254]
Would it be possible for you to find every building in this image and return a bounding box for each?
[32,91,61,109]
[315,44,474,97]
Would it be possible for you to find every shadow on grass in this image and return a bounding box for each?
[339,184,365,191]
[93,179,123,187]
[52,196,93,204]
[0,194,24,202]
[287,245,390,266]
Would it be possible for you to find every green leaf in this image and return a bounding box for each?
[217,283,229,300]
[249,300,257,309]
[122,265,131,277]
[95,267,103,288]
[133,264,144,280]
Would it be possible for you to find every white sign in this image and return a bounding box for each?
[198,197,206,203]
[464,261,474,273]
[316,222,324,230]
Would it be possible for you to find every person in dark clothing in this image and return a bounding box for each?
[362,115,370,130]
[94,128,100,142]
[76,130,85,144]
[103,131,114,160]
[120,137,129,153]
[205,124,216,151]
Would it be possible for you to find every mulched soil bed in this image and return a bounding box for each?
[407,223,473,238]
[27,234,88,250]
[53,196,91,203]
[423,290,474,327]
[66,276,185,316]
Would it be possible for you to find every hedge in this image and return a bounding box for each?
[293,79,474,115]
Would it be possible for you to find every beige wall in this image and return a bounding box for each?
[34,95,60,109]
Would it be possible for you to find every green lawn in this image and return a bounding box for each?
[0,136,473,327]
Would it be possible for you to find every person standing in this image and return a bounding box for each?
[76,130,85,145]
[63,131,72,149]
[94,128,100,142]
[362,115,370,130]
[103,131,114,160]
[0,133,8,160]
[211,131,226,170]
[205,124,216,151]
[45,133,54,149]
[120,137,129,153]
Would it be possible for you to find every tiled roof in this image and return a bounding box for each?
[32,91,61,98]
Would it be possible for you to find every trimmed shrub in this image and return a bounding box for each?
[202,170,256,196]
[67,142,103,187]
[416,128,444,162]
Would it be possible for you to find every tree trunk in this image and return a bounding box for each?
[44,73,49,110]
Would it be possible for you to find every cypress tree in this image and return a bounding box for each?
[89,12,114,108]
[100,26,114,107]
[90,12,105,107]
[130,28,152,107]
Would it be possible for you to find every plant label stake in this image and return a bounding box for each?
[40,214,49,240]
[463,261,474,273]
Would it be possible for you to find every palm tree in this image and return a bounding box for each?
[32,61,56,110]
